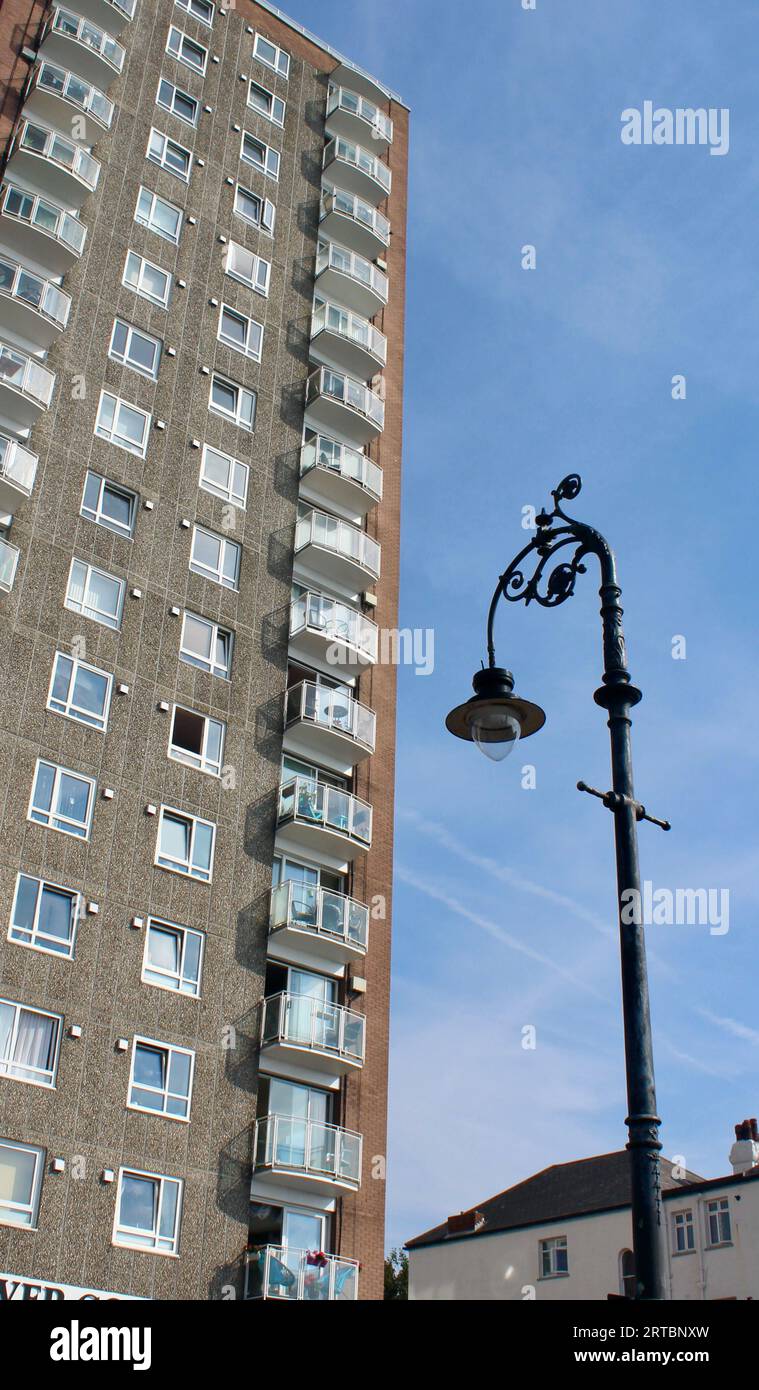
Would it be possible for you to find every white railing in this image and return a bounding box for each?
[0,538,20,592]
[324,136,391,194]
[301,434,382,503]
[47,7,126,73]
[327,86,393,143]
[285,679,376,753]
[278,776,372,848]
[306,367,385,431]
[246,1246,359,1301]
[295,508,380,581]
[0,435,38,497]
[312,299,387,365]
[269,880,370,954]
[261,991,366,1066]
[0,255,71,329]
[0,342,55,408]
[320,188,390,246]
[316,240,388,305]
[0,184,86,257]
[14,120,100,191]
[290,590,378,665]
[254,1114,362,1187]
[31,60,114,128]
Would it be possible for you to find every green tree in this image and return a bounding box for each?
[384,1247,408,1300]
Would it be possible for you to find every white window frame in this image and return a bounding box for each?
[155,804,216,882]
[113,1167,183,1256]
[128,1036,195,1121]
[142,917,204,998]
[147,127,192,182]
[248,79,285,127]
[225,242,270,296]
[179,610,233,679]
[209,373,256,431]
[135,186,182,245]
[81,469,138,537]
[122,249,172,308]
[65,556,125,631]
[233,182,275,234]
[190,524,240,590]
[47,650,113,731]
[166,25,208,74]
[95,389,151,458]
[706,1198,732,1247]
[175,0,214,25]
[156,76,198,127]
[169,704,225,777]
[672,1208,695,1254]
[539,1235,568,1278]
[218,302,264,362]
[199,443,249,509]
[28,758,96,839]
[253,32,290,78]
[0,1138,45,1229]
[0,998,62,1088]
[240,131,280,181]
[9,872,80,959]
[108,318,162,380]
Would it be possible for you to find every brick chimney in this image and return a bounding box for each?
[446,1210,485,1237]
[729,1118,759,1173]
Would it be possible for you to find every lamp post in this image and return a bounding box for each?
[446,474,669,1301]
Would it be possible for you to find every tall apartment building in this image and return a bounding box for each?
[0,0,407,1302]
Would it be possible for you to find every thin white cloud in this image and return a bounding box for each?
[697,1009,759,1048]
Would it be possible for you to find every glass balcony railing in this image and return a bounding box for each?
[316,241,388,306]
[0,342,55,409]
[285,679,376,753]
[278,777,372,848]
[306,368,385,432]
[290,590,378,665]
[30,59,114,128]
[269,880,369,955]
[261,991,366,1067]
[0,435,38,498]
[295,508,380,581]
[327,86,393,144]
[246,1246,359,1301]
[254,1114,362,1188]
[0,255,71,330]
[301,434,382,504]
[320,188,390,247]
[47,7,126,73]
[312,299,387,365]
[0,538,20,592]
[324,136,391,195]
[0,184,86,258]
[13,120,100,191]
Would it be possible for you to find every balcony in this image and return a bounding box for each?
[311,299,386,380]
[295,508,380,593]
[245,1246,359,1301]
[0,184,86,275]
[0,435,38,514]
[315,240,388,320]
[253,1114,362,1195]
[330,58,392,109]
[66,0,137,36]
[0,538,20,593]
[323,136,391,205]
[24,61,114,143]
[300,434,381,518]
[40,8,125,88]
[277,778,372,859]
[284,680,375,770]
[269,880,369,966]
[320,187,390,261]
[0,343,55,428]
[260,992,365,1078]
[306,368,384,447]
[326,86,393,151]
[0,255,71,349]
[289,591,378,680]
[7,121,100,208]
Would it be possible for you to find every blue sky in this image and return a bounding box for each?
[279,0,759,1251]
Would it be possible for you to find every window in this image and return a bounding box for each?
[218,304,263,362]
[81,470,138,537]
[166,25,207,74]
[109,319,162,379]
[0,999,61,1087]
[128,1037,195,1120]
[175,0,214,23]
[253,32,290,78]
[48,651,112,731]
[65,558,125,630]
[147,128,191,182]
[190,524,240,589]
[95,390,151,457]
[248,80,285,127]
[9,873,79,958]
[114,1169,183,1255]
[240,132,280,181]
[233,183,275,233]
[135,186,182,244]
[539,1236,568,1278]
[169,705,225,776]
[123,250,171,308]
[0,1139,44,1228]
[156,77,198,126]
[156,806,215,881]
[199,444,249,509]
[706,1198,731,1247]
[179,611,233,678]
[672,1209,695,1254]
[619,1248,637,1298]
[143,918,204,997]
[209,373,256,431]
[225,242,270,296]
[29,759,95,839]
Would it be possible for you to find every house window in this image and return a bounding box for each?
[109,319,162,379]
[9,873,79,958]
[218,304,263,362]
[81,470,137,538]
[706,1198,731,1246]
[0,1138,45,1228]
[156,806,215,882]
[123,250,172,308]
[128,1037,195,1120]
[248,80,285,127]
[65,558,125,630]
[672,1209,695,1253]
[169,705,225,777]
[48,651,112,731]
[179,611,232,678]
[190,525,240,589]
[199,444,249,509]
[135,186,182,244]
[619,1248,637,1297]
[143,918,204,997]
[95,390,151,457]
[166,26,208,74]
[225,242,270,296]
[233,183,275,233]
[240,132,280,181]
[28,759,95,839]
[539,1236,568,1278]
[209,373,256,431]
[175,0,214,24]
[113,1169,183,1255]
[253,32,290,78]
[147,128,191,182]
[156,77,198,126]
[0,998,61,1088]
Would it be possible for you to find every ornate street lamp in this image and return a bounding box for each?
[446,474,670,1301]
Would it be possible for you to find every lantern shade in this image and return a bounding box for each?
[445,666,546,752]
